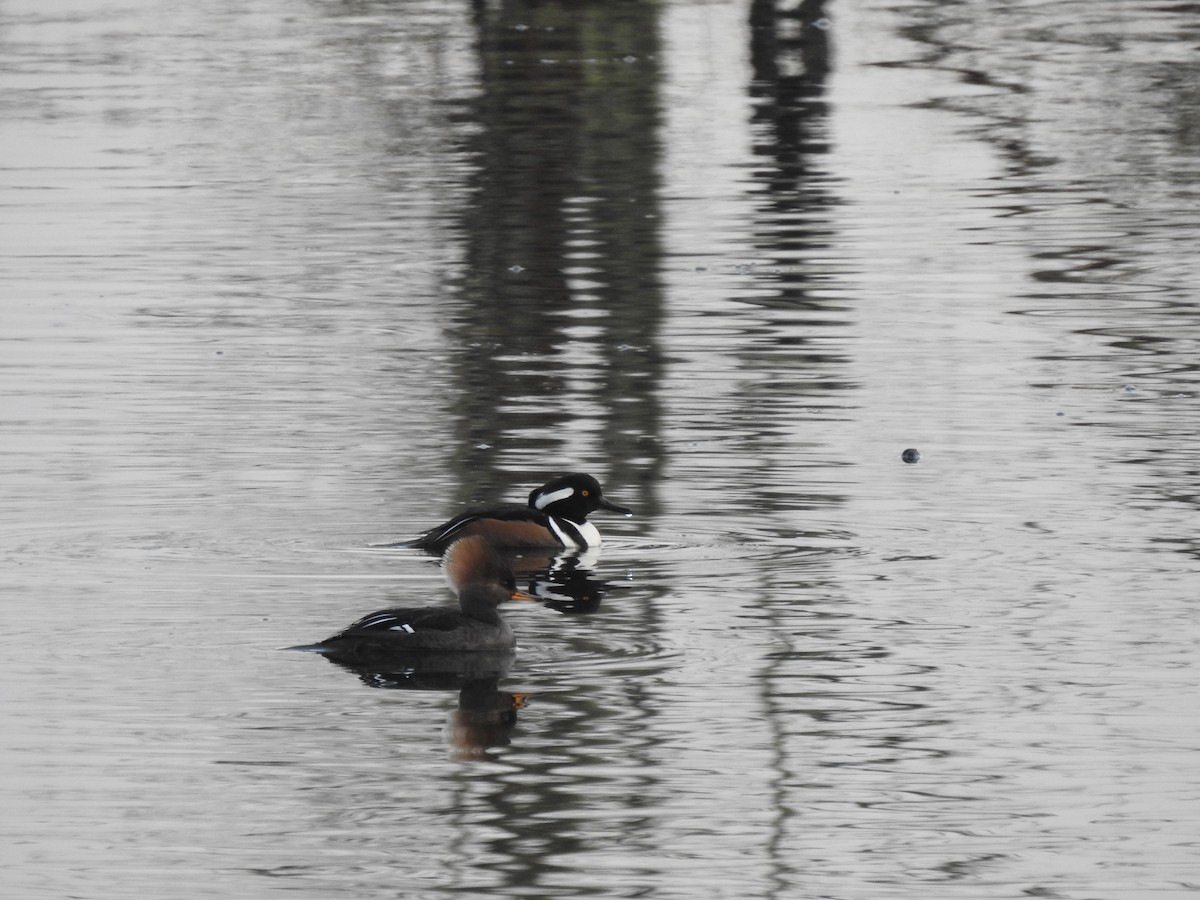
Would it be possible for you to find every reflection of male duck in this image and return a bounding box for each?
[519,551,611,615]
[291,535,534,657]
[406,473,631,555]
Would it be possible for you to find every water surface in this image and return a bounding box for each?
[3,0,1200,897]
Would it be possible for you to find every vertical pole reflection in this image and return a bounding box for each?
[444,0,665,507]
[744,4,838,898]
[747,0,833,279]
[436,8,667,895]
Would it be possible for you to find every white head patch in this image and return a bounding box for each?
[534,486,575,510]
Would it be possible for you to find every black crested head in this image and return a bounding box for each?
[527,473,632,524]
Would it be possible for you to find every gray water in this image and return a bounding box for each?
[3,0,1200,897]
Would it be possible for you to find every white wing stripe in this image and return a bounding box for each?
[546,516,577,548]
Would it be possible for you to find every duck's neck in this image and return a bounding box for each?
[458,587,503,624]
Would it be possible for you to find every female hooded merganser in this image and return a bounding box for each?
[408,473,631,556]
[293,536,534,656]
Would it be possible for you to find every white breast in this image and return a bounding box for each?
[574,520,602,547]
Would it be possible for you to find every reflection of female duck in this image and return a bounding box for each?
[313,661,527,759]
[447,679,528,761]
[293,536,534,657]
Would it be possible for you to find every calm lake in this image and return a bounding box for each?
[3,0,1200,897]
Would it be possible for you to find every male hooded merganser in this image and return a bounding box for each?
[407,473,631,556]
[293,536,534,656]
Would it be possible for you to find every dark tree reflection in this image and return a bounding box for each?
[443,1,665,512]
[747,0,834,287]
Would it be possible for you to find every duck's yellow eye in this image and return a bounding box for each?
[581,489,590,497]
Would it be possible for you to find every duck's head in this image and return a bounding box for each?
[527,473,632,525]
[444,535,536,614]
